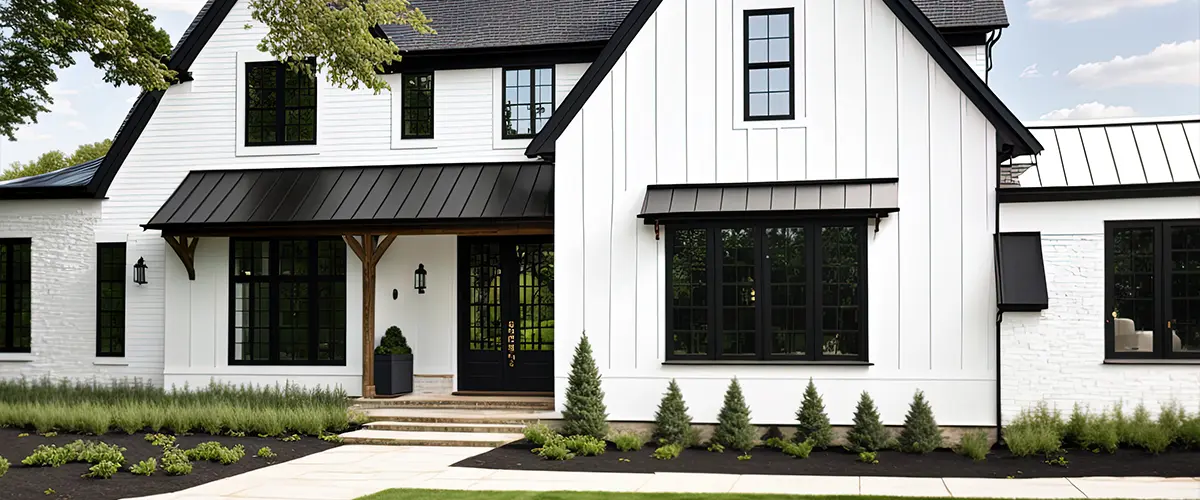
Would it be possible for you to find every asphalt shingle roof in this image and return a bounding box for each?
[912,0,1008,29]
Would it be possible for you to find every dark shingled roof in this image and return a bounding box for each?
[912,0,1008,29]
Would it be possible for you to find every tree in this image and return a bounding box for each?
[897,390,943,453]
[794,378,834,448]
[0,0,433,140]
[712,378,756,452]
[1,139,112,181]
[653,379,696,446]
[845,391,892,452]
[561,333,608,439]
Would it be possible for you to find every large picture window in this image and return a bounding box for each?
[0,239,31,353]
[97,243,126,357]
[744,8,794,121]
[246,59,317,146]
[1106,220,1200,360]
[502,67,554,139]
[666,222,867,362]
[229,238,347,365]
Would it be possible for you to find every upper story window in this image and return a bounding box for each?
[401,73,434,139]
[0,239,31,353]
[97,243,126,357]
[502,67,554,139]
[246,59,317,147]
[744,9,794,121]
[666,222,867,362]
[1106,220,1200,360]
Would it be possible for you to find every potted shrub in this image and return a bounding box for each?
[374,326,413,396]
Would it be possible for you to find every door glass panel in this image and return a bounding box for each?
[767,227,806,355]
[721,228,756,356]
[671,229,709,355]
[467,243,503,351]
[516,243,554,352]
[1112,227,1156,353]
[820,226,860,356]
[1169,225,1200,353]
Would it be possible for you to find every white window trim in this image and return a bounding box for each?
[0,353,34,362]
[94,359,130,366]
[733,0,809,130]
[235,50,322,158]
[389,73,438,150]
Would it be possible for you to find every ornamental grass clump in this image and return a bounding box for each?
[610,431,644,452]
[845,392,891,453]
[653,379,696,446]
[1004,404,1064,457]
[1064,405,1118,454]
[523,423,558,447]
[794,379,834,449]
[1179,412,1200,449]
[897,390,943,454]
[954,429,990,461]
[560,334,609,440]
[712,378,756,453]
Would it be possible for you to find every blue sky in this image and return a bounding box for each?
[1,0,1198,168]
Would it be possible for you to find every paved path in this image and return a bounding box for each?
[129,445,1200,500]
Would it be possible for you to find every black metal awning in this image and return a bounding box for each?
[637,178,899,223]
[143,162,553,235]
[995,232,1049,312]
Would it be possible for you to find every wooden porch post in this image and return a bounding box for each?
[343,233,397,399]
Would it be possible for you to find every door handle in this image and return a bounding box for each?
[507,320,516,367]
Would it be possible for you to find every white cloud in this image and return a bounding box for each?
[13,128,52,142]
[1019,64,1042,78]
[66,121,87,131]
[1052,70,1061,77]
[48,97,78,116]
[135,0,208,15]
[1027,0,1179,22]
[1039,102,1139,120]
[1068,40,1200,88]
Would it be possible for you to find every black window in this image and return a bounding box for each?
[666,222,867,361]
[230,238,347,365]
[1106,220,1200,360]
[0,239,31,353]
[744,9,794,121]
[402,72,434,139]
[97,243,126,357]
[502,67,554,139]
[246,59,317,146]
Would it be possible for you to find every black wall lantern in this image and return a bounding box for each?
[133,257,148,285]
[413,264,427,294]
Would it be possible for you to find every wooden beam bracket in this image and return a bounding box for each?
[343,233,398,399]
[164,236,199,281]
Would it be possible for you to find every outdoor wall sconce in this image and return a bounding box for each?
[133,257,148,285]
[413,264,427,294]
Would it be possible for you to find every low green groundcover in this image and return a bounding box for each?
[358,492,1073,500]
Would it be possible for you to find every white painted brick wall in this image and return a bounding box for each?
[0,199,163,385]
[1000,234,1200,422]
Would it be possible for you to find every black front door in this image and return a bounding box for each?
[458,237,554,392]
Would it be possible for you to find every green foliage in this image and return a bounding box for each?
[533,437,574,461]
[40,431,57,437]
[17,433,28,438]
[897,390,943,454]
[857,451,879,464]
[1066,407,1118,454]
[954,430,990,461]
[144,433,176,448]
[781,439,814,459]
[610,432,644,452]
[319,433,343,444]
[764,437,786,449]
[186,442,246,465]
[523,423,558,446]
[794,378,834,449]
[44,489,55,495]
[21,440,125,468]
[0,456,8,478]
[129,457,157,476]
[257,447,277,459]
[1118,403,1172,453]
[736,453,752,461]
[22,445,73,467]
[706,442,725,453]
[1004,404,1064,457]
[0,378,351,437]
[1157,402,1187,441]
[83,460,119,479]
[712,378,756,453]
[653,379,696,446]
[845,392,891,453]
[563,435,606,457]
[161,446,192,476]
[652,443,682,460]
[374,326,412,355]
[561,334,609,439]
[1045,455,1069,467]
[1179,413,1200,449]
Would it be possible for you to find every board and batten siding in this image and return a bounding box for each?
[554,0,999,425]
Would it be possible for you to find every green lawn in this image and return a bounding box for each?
[358,492,1045,500]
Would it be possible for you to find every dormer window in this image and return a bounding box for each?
[246,59,317,146]
[502,67,554,139]
[744,9,794,121]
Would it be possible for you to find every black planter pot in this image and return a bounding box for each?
[374,353,413,396]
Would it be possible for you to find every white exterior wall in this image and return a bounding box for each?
[374,236,458,382]
[955,45,987,80]
[554,0,999,425]
[999,199,1200,422]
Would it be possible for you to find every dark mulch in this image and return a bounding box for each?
[0,428,338,500]
[455,441,1200,479]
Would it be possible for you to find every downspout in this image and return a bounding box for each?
[995,144,1015,442]
[984,28,1003,85]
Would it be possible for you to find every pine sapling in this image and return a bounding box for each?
[712,378,757,453]
[653,379,696,446]
[560,333,609,439]
[897,390,943,453]
[846,391,891,452]
[794,378,834,448]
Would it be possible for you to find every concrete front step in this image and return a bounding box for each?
[359,408,554,425]
[339,429,525,447]
[365,420,527,434]
[353,395,554,411]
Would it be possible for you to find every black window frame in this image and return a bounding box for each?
[743,8,796,122]
[1105,219,1200,360]
[664,220,868,362]
[245,58,318,147]
[228,238,347,366]
[0,238,31,354]
[501,66,555,140]
[401,72,435,139]
[96,243,126,358]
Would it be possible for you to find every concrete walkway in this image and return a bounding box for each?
[128,445,1200,500]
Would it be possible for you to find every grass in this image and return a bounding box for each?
[0,377,352,436]
[358,492,1093,500]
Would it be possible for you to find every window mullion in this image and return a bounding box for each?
[708,227,719,360]
[808,223,820,361]
[755,227,767,361]
[1159,222,1171,358]
[309,240,320,364]
[276,66,286,145]
[269,241,280,364]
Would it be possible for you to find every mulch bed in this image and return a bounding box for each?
[0,428,338,500]
[455,441,1200,479]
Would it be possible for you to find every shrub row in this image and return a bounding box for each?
[1005,402,1200,456]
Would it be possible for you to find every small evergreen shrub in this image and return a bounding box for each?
[83,460,119,479]
[0,456,8,478]
[781,439,814,459]
[1157,402,1186,442]
[374,326,412,355]
[1064,404,1088,447]
[652,443,682,460]
[1077,413,1119,454]
[954,430,990,461]
[560,334,609,439]
[563,435,606,456]
[161,446,192,476]
[653,379,696,446]
[898,390,943,454]
[857,451,878,464]
[610,432,644,452]
[523,423,558,446]
[1124,404,1171,453]
[129,457,157,476]
[794,378,834,449]
[845,392,891,452]
[1179,413,1200,449]
[257,447,277,459]
[712,378,756,453]
[706,442,725,453]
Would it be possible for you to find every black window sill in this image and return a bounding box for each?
[663,360,873,366]
[1103,359,1200,365]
